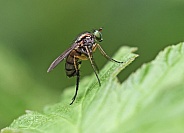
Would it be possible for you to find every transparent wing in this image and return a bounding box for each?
[47,43,78,72]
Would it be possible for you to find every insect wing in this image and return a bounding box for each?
[47,43,78,72]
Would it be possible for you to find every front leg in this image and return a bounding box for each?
[96,44,124,63]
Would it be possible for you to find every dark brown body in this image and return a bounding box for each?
[65,49,81,77]
[65,32,96,77]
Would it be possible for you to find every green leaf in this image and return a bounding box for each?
[1,46,137,133]
[2,42,184,133]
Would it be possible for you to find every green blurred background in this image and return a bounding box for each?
[0,0,184,129]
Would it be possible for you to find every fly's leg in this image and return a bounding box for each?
[70,56,80,105]
[91,57,99,73]
[85,46,101,86]
[91,44,99,73]
[96,44,123,63]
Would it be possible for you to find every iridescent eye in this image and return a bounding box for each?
[93,28,103,42]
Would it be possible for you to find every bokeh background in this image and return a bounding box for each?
[0,0,184,129]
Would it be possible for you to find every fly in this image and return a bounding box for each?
[47,28,123,105]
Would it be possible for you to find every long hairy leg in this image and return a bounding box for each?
[85,46,101,86]
[96,44,123,63]
[70,57,80,105]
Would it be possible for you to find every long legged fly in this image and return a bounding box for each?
[47,28,123,105]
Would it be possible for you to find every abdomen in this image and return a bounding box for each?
[65,50,80,77]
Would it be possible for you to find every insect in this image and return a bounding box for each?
[47,28,123,105]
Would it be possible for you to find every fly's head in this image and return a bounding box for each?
[93,28,103,42]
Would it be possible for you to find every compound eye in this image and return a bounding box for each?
[94,30,103,42]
